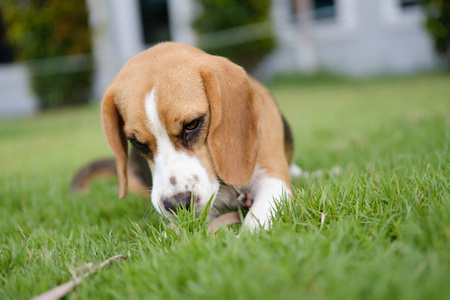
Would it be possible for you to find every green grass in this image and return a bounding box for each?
[1,73,449,299]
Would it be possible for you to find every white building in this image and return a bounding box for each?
[0,0,438,116]
[264,0,437,77]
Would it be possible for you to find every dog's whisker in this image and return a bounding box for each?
[209,206,220,216]
[218,184,240,196]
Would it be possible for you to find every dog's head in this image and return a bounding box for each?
[101,42,264,219]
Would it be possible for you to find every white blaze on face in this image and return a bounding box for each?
[144,89,219,217]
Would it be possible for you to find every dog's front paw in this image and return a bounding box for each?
[243,212,270,232]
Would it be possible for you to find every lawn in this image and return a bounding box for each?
[0,73,449,299]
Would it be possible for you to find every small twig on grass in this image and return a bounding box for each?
[320,213,327,230]
[31,255,127,300]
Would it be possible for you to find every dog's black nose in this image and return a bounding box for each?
[163,192,193,213]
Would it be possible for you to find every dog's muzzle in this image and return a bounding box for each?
[162,192,197,213]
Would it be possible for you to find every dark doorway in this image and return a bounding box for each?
[139,0,171,45]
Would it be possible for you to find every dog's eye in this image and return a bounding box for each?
[181,116,205,147]
[184,118,201,134]
[126,137,151,155]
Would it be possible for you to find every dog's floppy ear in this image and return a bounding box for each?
[101,88,128,199]
[201,57,264,186]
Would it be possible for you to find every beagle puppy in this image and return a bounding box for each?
[102,42,294,230]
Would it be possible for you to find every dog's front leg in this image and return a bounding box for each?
[243,176,290,231]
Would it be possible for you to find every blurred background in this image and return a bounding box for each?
[0,0,448,117]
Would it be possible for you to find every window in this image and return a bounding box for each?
[139,0,171,45]
[290,0,336,22]
[399,0,421,9]
[313,0,336,20]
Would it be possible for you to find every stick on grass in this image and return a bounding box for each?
[31,255,127,300]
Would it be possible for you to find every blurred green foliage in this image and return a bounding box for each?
[192,0,275,72]
[423,0,450,67]
[1,0,93,109]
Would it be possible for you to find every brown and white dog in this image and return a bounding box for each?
[99,42,296,230]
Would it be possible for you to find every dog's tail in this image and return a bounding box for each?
[71,149,153,195]
[71,158,117,193]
